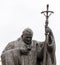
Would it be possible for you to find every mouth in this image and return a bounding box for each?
[25,40,31,44]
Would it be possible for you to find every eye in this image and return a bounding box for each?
[26,37,32,39]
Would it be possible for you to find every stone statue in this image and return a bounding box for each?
[1,4,56,65]
[1,27,56,65]
[1,28,37,65]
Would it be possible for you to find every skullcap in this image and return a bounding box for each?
[22,28,33,36]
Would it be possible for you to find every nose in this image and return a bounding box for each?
[28,38,31,41]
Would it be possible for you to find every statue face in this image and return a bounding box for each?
[22,34,32,45]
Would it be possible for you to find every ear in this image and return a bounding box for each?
[21,35,23,38]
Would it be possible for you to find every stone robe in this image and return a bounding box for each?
[1,38,38,65]
[1,34,56,65]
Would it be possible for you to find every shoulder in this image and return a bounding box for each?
[32,40,38,45]
[7,40,16,47]
[2,40,17,53]
[8,37,21,46]
[36,41,45,48]
[32,40,45,46]
[32,40,37,43]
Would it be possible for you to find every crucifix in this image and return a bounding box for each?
[41,4,54,65]
[41,4,54,28]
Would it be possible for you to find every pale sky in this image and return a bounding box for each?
[0,0,60,65]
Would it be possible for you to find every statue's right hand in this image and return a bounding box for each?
[20,47,29,55]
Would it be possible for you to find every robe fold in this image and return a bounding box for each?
[1,34,56,65]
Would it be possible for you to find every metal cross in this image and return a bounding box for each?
[41,4,54,28]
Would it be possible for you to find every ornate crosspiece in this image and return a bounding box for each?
[41,4,54,28]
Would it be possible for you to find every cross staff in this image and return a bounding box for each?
[41,4,54,28]
[41,4,54,65]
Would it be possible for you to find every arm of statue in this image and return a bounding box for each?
[47,27,56,53]
[46,27,56,64]
[37,27,56,65]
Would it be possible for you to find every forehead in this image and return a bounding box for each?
[23,28,33,35]
[23,33,32,37]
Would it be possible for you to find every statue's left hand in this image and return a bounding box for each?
[45,27,52,35]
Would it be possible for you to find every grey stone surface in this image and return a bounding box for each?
[1,28,56,65]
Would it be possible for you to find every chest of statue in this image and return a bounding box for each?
[20,41,37,65]
[13,39,37,65]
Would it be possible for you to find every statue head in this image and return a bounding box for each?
[22,28,33,45]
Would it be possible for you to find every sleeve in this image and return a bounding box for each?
[47,32,56,64]
[47,32,56,53]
